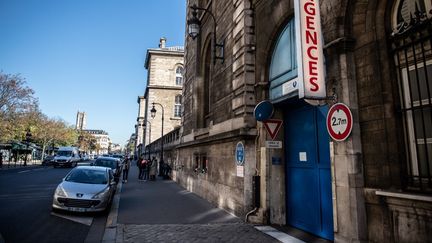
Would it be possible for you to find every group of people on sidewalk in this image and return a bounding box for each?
[137,156,157,181]
[121,156,170,183]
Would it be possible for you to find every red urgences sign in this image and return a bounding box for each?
[295,0,326,99]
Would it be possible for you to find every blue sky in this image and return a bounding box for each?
[0,0,186,146]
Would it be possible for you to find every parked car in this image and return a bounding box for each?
[80,154,89,161]
[111,154,124,161]
[42,155,55,166]
[93,156,121,182]
[52,166,116,213]
[53,147,81,168]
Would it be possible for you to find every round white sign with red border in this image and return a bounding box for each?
[326,103,353,141]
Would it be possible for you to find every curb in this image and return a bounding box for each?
[102,180,123,243]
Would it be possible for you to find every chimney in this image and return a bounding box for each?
[159,37,166,48]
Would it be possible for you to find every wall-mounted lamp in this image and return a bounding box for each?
[187,4,224,65]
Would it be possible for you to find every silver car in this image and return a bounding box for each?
[52,166,116,213]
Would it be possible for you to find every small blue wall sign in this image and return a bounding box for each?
[235,142,245,166]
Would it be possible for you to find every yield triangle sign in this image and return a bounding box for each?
[263,119,283,140]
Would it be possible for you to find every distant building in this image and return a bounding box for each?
[75,111,86,130]
[126,133,137,158]
[139,37,184,158]
[110,143,122,154]
[83,129,111,155]
[135,96,145,155]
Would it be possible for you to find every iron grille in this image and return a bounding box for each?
[391,9,432,192]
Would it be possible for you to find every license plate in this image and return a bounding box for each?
[69,207,86,212]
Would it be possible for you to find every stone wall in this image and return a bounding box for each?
[146,51,183,144]
[174,138,256,216]
[148,54,184,87]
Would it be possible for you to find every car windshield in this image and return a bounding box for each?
[57,151,72,157]
[65,169,107,184]
[94,159,117,169]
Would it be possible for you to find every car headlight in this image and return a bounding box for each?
[55,186,67,197]
[92,187,110,199]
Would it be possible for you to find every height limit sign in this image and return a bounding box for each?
[326,103,353,141]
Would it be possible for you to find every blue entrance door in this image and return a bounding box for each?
[284,104,333,240]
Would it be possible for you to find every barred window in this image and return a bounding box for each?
[391,0,432,191]
[175,66,183,86]
[174,95,182,117]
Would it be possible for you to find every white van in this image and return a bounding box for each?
[53,147,81,168]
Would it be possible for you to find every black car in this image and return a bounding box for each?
[93,156,121,182]
[42,155,55,166]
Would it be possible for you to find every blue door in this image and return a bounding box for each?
[284,104,333,240]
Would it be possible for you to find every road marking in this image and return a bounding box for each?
[17,170,31,173]
[255,226,305,243]
[33,168,47,171]
[51,212,93,226]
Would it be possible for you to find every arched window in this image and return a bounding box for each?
[390,0,432,190]
[392,0,432,32]
[175,66,183,86]
[269,18,297,101]
[174,95,182,117]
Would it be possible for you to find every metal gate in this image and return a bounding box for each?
[391,9,432,192]
[284,104,333,240]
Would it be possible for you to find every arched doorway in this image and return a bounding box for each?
[269,18,334,240]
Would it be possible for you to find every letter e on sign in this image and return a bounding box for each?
[326,103,353,141]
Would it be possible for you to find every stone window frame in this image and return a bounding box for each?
[174,95,182,118]
[175,65,184,86]
[391,0,432,30]
[194,153,208,174]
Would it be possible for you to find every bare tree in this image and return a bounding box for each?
[0,72,38,143]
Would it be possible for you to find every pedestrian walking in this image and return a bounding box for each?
[122,156,131,183]
[149,156,157,181]
[137,157,148,180]
[144,158,150,181]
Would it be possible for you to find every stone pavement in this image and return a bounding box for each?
[116,223,281,243]
[102,163,305,243]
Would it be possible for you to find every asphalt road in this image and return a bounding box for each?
[0,163,105,243]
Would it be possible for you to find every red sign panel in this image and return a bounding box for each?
[263,119,283,140]
[326,103,353,141]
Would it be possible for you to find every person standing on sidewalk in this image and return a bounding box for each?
[143,158,150,181]
[122,156,131,183]
[149,156,157,181]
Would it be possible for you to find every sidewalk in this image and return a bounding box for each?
[102,163,304,243]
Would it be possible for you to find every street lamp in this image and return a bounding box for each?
[150,102,164,176]
[187,4,224,64]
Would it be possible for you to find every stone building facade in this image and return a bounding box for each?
[169,0,432,242]
[141,38,184,159]
[135,96,145,157]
